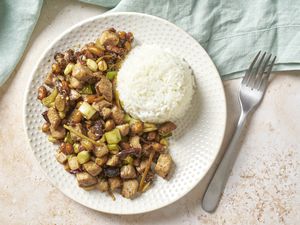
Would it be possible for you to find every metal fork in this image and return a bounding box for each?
[202,52,276,212]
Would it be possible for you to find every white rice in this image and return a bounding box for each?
[117,45,195,123]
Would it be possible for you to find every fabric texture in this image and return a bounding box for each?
[0,0,42,86]
[1,0,300,86]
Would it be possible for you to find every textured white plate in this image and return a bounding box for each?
[24,12,226,214]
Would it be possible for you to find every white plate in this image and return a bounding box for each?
[24,12,227,214]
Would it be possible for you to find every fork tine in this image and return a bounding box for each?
[247,52,266,87]
[242,51,261,85]
[254,54,272,89]
[259,56,276,91]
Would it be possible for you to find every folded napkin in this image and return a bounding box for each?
[0,0,42,86]
[1,0,300,86]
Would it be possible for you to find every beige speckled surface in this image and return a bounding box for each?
[0,1,299,224]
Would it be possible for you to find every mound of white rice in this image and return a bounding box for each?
[117,45,195,123]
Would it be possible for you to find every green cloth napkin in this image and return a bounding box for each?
[1,0,300,86]
[0,0,42,86]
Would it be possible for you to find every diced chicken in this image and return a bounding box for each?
[111,106,125,125]
[98,30,119,46]
[108,177,122,191]
[68,156,80,170]
[92,100,112,111]
[136,159,148,174]
[76,172,98,187]
[69,77,82,89]
[158,122,177,135]
[95,77,113,102]
[121,179,138,199]
[100,108,111,120]
[69,89,81,101]
[93,143,108,158]
[154,153,173,178]
[106,155,119,167]
[130,136,141,149]
[72,63,94,81]
[95,155,108,166]
[50,126,66,140]
[120,165,137,179]
[55,151,67,164]
[97,179,109,192]
[83,161,102,176]
[47,107,61,129]
[82,184,97,191]
[116,124,130,136]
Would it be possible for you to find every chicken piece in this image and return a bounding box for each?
[136,159,148,174]
[98,30,119,46]
[70,124,85,142]
[121,179,139,199]
[68,156,80,170]
[69,77,83,89]
[95,77,113,102]
[92,100,112,111]
[108,177,122,191]
[93,143,108,158]
[55,151,67,164]
[111,106,125,125]
[120,165,137,179]
[106,155,119,167]
[158,122,177,135]
[95,155,108,166]
[72,63,94,81]
[82,184,97,191]
[47,107,61,129]
[83,161,102,176]
[69,89,81,101]
[116,124,130,136]
[50,126,66,140]
[76,172,98,187]
[101,107,112,119]
[154,153,173,178]
[97,179,109,192]
[130,136,141,149]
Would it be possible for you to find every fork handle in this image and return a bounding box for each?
[202,111,249,212]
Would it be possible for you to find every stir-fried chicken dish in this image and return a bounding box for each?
[37,28,176,199]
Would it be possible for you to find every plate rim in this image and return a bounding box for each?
[23,12,227,215]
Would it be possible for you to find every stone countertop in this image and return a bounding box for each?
[0,1,299,224]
